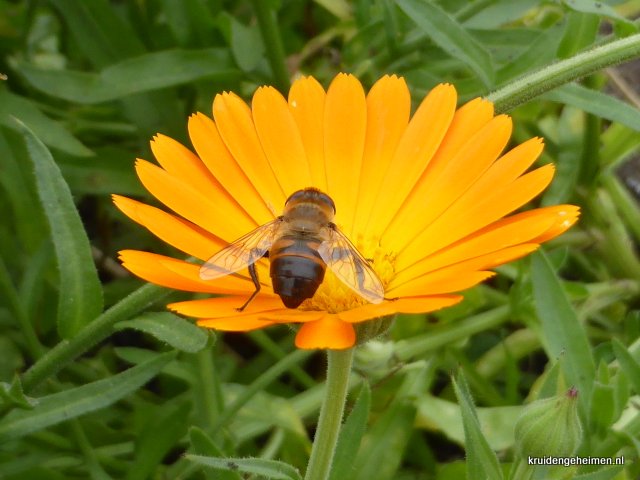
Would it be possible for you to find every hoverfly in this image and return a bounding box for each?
[199,187,384,310]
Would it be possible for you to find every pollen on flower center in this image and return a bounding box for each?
[300,237,396,314]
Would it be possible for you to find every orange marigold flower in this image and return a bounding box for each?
[113,73,578,350]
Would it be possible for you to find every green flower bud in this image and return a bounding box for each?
[354,315,395,345]
[514,387,583,458]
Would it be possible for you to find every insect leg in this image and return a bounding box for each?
[237,262,261,311]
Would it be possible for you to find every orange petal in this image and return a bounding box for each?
[377,95,493,244]
[169,295,283,318]
[336,295,463,323]
[288,76,327,191]
[213,91,287,207]
[188,112,273,225]
[324,74,367,232]
[119,250,255,294]
[113,195,224,260]
[392,244,539,293]
[295,316,355,349]
[134,159,256,242]
[398,164,555,266]
[366,83,457,238]
[395,202,557,277]
[383,114,512,251]
[530,205,580,243]
[389,271,495,297]
[150,134,223,199]
[197,316,279,331]
[351,75,410,233]
[253,86,312,194]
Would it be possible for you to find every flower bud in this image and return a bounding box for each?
[514,387,583,457]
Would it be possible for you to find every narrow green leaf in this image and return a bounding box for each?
[531,250,595,412]
[0,376,37,410]
[115,312,209,353]
[189,427,242,480]
[186,455,302,480]
[328,383,371,480]
[0,89,92,156]
[573,465,625,479]
[590,380,616,434]
[544,83,640,132]
[352,400,416,480]
[48,0,146,68]
[612,338,640,394]
[563,0,638,30]
[16,49,239,104]
[496,25,564,84]
[397,0,494,88]
[218,13,265,72]
[0,352,175,442]
[126,402,190,480]
[557,11,600,59]
[452,373,503,480]
[18,120,103,338]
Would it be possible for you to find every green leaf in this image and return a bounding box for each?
[48,0,146,68]
[573,465,625,479]
[590,380,616,434]
[126,402,190,480]
[397,0,494,88]
[0,376,37,410]
[0,89,92,156]
[352,400,416,480]
[531,250,595,412]
[563,0,638,31]
[496,25,564,84]
[0,352,175,442]
[186,455,302,480]
[544,83,640,132]
[189,426,242,480]
[218,13,265,72]
[328,383,371,480]
[16,49,239,104]
[557,11,600,59]
[18,120,103,339]
[612,338,640,394]
[115,312,209,353]
[452,373,503,480]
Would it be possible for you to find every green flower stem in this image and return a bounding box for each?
[304,348,354,480]
[250,0,290,92]
[488,32,640,113]
[21,283,170,393]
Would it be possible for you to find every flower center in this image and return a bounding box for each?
[299,236,396,314]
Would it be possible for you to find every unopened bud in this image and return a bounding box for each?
[514,387,583,457]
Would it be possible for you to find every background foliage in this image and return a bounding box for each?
[1,0,640,479]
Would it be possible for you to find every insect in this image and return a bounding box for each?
[199,187,384,310]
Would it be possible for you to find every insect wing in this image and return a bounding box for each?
[199,218,282,280]
[318,227,384,304]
